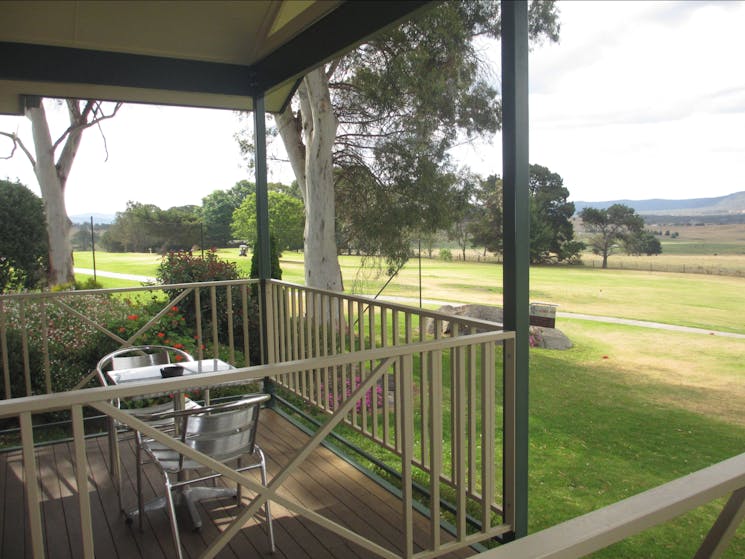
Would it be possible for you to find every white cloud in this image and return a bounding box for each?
[2,1,745,212]
[527,0,745,201]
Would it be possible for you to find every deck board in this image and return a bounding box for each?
[0,410,479,559]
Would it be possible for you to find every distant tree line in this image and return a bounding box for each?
[90,180,305,255]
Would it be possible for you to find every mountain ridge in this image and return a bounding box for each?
[573,191,745,216]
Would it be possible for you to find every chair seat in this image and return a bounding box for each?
[145,440,264,472]
[121,398,201,430]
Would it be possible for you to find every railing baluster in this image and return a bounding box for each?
[455,341,467,540]
[430,347,443,552]
[71,404,95,559]
[469,343,477,496]
[503,336,517,529]
[420,311,430,468]
[241,283,250,367]
[0,299,10,399]
[209,286,219,359]
[400,353,414,559]
[227,285,236,365]
[20,300,32,396]
[20,411,45,559]
[482,341,496,531]
[195,288,204,361]
[41,300,51,393]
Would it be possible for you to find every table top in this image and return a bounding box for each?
[109,359,233,385]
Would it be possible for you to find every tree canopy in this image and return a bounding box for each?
[201,180,255,247]
[0,179,48,292]
[232,191,305,252]
[579,204,647,268]
[101,202,202,253]
[256,0,560,291]
[528,164,582,263]
[467,164,581,264]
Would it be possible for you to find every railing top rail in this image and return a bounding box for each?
[477,452,745,559]
[0,278,261,302]
[0,329,513,418]
[267,279,503,330]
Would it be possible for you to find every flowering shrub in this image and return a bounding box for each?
[325,376,385,413]
[155,249,254,352]
[529,326,543,348]
[108,300,201,358]
[2,293,130,397]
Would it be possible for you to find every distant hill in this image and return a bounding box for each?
[70,213,116,225]
[573,191,745,216]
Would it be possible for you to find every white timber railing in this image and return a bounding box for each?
[476,452,745,559]
[0,279,516,558]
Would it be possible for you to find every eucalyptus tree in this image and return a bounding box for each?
[528,164,581,263]
[1,98,121,285]
[247,1,560,292]
[579,204,646,268]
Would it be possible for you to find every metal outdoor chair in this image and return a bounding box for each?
[137,394,275,559]
[96,344,197,512]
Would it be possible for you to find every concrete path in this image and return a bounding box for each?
[74,269,745,340]
[75,268,156,283]
[375,296,745,340]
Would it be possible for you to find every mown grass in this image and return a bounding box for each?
[530,322,745,558]
[73,248,745,333]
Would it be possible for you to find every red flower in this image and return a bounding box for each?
[174,354,184,362]
[157,332,165,338]
[171,306,179,312]
[174,343,184,349]
[118,327,126,333]
[127,314,139,321]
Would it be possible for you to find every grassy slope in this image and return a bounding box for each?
[531,322,745,558]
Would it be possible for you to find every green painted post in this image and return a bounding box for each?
[253,95,271,370]
[253,95,270,281]
[501,0,530,539]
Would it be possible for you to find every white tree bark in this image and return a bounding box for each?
[27,103,76,286]
[276,67,343,292]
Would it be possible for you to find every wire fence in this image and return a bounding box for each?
[435,249,745,278]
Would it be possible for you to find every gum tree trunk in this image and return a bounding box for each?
[27,102,79,286]
[276,67,343,293]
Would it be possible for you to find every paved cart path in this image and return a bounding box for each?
[74,268,745,340]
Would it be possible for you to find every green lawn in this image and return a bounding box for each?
[530,321,745,558]
[72,249,745,556]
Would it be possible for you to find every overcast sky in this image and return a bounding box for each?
[1,0,744,217]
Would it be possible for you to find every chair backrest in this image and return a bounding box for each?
[179,394,270,465]
[111,351,170,371]
[96,345,194,386]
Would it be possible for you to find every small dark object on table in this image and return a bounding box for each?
[160,365,184,378]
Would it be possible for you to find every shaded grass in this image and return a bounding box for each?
[529,325,745,558]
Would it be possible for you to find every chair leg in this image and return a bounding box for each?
[258,449,275,553]
[164,478,184,559]
[108,417,124,513]
[135,433,145,533]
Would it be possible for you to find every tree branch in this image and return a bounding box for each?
[53,101,123,152]
[0,130,36,166]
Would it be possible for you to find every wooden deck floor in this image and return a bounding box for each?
[1,410,478,559]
